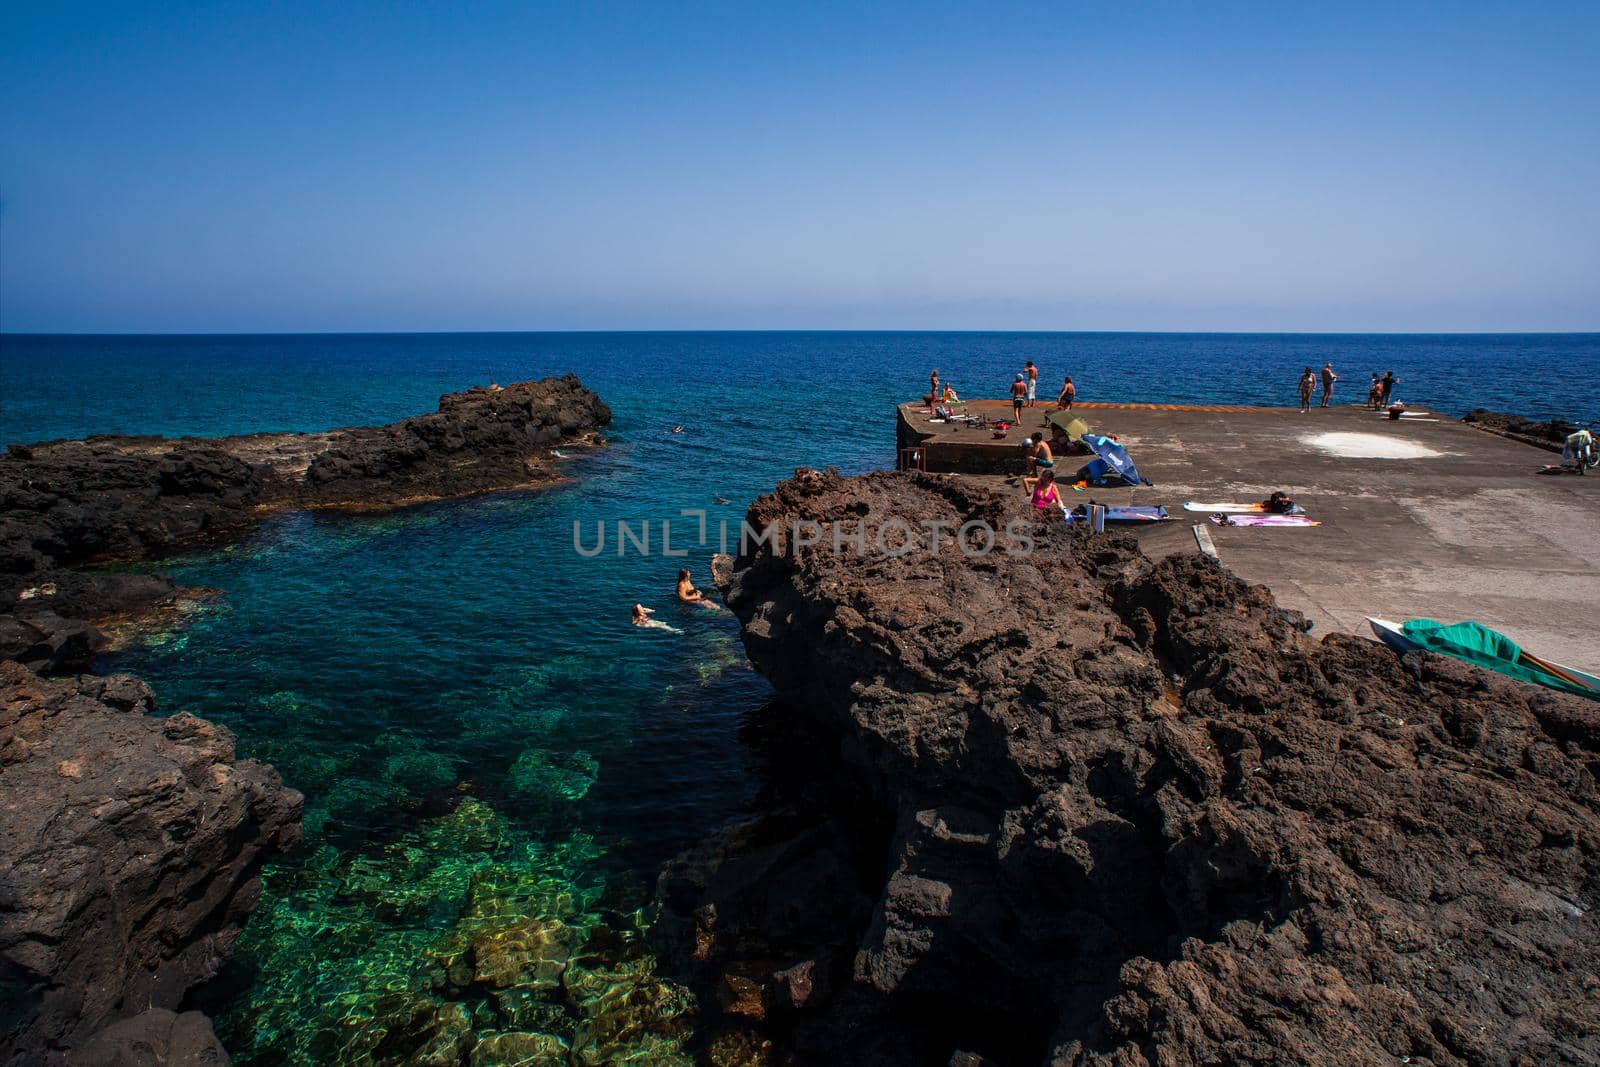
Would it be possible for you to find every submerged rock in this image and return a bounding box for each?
[672,467,1600,1066]
[0,662,302,1064]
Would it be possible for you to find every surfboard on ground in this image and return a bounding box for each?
[1208,514,1320,527]
[1184,502,1304,514]
[1369,617,1600,700]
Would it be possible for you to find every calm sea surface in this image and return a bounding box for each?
[1,332,1596,1062]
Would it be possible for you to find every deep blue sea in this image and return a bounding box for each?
[1,332,1597,1063]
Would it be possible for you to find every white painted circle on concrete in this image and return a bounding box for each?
[1300,432,1443,459]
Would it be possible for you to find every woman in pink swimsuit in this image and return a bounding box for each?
[1030,470,1062,515]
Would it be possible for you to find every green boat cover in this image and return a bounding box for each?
[1400,619,1599,702]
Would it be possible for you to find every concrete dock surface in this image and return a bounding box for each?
[903,400,1600,673]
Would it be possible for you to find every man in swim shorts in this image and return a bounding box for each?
[1010,374,1027,422]
[1025,361,1039,406]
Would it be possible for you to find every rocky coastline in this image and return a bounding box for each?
[668,467,1600,1066]
[0,664,301,1065]
[1460,408,1584,453]
[0,374,611,672]
[0,376,612,1065]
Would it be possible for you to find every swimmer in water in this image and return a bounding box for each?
[632,603,682,633]
[677,569,723,610]
[671,425,684,434]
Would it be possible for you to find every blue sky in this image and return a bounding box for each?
[2,2,1597,332]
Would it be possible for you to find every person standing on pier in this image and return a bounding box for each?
[1010,374,1028,423]
[1320,362,1339,407]
[1025,361,1039,406]
[1298,367,1316,412]
[1379,370,1400,405]
[1367,373,1383,408]
[1057,375,1076,410]
[930,369,941,405]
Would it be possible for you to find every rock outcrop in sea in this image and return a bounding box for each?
[0,662,301,1065]
[0,375,612,671]
[670,467,1599,1065]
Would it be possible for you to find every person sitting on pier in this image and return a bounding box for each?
[1367,373,1383,409]
[942,382,961,404]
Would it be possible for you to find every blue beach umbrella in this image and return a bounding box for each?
[1082,435,1144,486]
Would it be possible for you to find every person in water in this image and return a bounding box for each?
[1298,367,1316,412]
[676,568,722,610]
[1030,469,1063,515]
[632,603,681,632]
[1057,375,1075,410]
[1010,374,1027,422]
[1320,362,1338,407]
[671,425,684,434]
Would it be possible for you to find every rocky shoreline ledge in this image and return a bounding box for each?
[1461,408,1586,453]
[0,374,611,672]
[0,376,612,1065]
[671,467,1599,1065]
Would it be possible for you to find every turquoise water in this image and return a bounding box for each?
[1,331,1597,1063]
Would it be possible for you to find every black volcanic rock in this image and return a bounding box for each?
[1461,408,1580,452]
[673,468,1600,1066]
[0,662,302,1064]
[53,1009,229,1066]
[300,374,611,503]
[0,374,610,652]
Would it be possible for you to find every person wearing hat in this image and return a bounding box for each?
[1010,373,1027,423]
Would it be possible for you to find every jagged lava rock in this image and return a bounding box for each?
[680,467,1599,1066]
[300,374,611,503]
[0,662,302,1063]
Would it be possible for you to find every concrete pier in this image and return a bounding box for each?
[899,399,1600,672]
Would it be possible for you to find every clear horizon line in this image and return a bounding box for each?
[4,327,1598,339]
